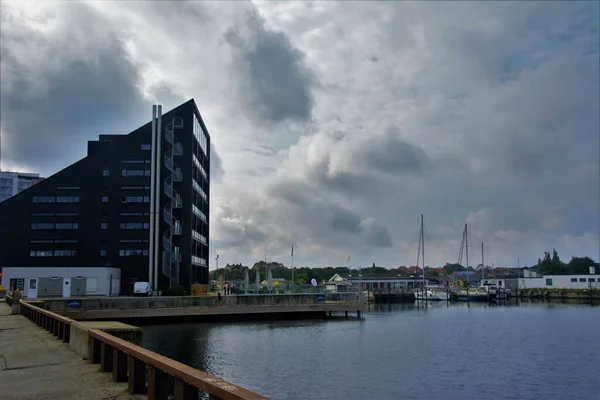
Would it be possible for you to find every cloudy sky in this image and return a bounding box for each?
[1,1,598,269]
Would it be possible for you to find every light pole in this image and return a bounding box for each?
[216,254,220,290]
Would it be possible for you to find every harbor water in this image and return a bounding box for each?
[142,301,600,400]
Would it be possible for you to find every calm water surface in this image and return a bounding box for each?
[143,302,600,400]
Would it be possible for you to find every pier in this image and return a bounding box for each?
[1,300,270,399]
[26,293,365,322]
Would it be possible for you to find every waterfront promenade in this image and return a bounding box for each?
[0,303,143,400]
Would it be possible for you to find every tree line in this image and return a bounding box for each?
[209,252,598,283]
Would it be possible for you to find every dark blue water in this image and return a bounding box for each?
[143,302,600,400]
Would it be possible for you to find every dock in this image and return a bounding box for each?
[26,293,366,322]
[0,302,142,400]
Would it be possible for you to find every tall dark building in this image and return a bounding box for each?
[0,99,210,294]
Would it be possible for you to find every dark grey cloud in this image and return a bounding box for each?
[225,8,314,124]
[0,3,149,174]
[359,127,431,174]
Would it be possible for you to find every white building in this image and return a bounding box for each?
[518,274,600,290]
[1,266,121,298]
[0,170,44,202]
[326,273,431,293]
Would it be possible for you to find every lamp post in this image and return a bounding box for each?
[216,254,220,290]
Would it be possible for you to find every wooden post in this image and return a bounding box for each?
[64,325,70,343]
[147,365,169,400]
[112,349,128,382]
[58,322,64,340]
[174,377,199,400]
[127,356,146,394]
[100,342,114,372]
[89,337,101,364]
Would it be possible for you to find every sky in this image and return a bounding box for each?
[1,1,598,270]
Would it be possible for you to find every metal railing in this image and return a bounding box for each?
[19,301,268,399]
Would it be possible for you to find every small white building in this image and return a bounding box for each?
[518,274,600,290]
[1,266,121,298]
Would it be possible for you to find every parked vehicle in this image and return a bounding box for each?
[133,281,153,296]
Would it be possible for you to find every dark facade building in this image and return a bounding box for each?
[0,99,210,294]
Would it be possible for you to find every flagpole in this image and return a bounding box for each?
[291,245,294,293]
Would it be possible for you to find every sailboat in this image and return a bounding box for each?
[454,224,489,302]
[414,214,450,301]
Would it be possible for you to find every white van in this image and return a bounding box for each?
[133,281,153,296]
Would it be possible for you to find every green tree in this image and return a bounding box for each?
[567,257,596,274]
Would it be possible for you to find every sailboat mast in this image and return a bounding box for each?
[421,214,425,288]
[465,224,469,286]
[481,242,485,281]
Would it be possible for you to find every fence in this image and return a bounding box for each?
[18,301,268,400]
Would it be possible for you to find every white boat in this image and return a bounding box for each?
[415,285,450,301]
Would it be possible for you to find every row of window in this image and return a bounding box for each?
[32,196,79,203]
[102,169,151,177]
[56,186,79,190]
[33,194,152,205]
[103,196,150,203]
[33,212,149,218]
[30,239,149,244]
[191,255,207,266]
[32,221,152,230]
[31,223,78,230]
[192,230,207,245]
[193,114,208,154]
[30,239,77,244]
[32,213,78,217]
[30,250,77,257]
[122,160,151,164]
[570,278,597,282]
[192,180,207,201]
[30,249,150,257]
[193,154,208,180]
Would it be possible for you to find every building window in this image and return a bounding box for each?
[122,196,150,203]
[121,169,151,177]
[56,196,79,203]
[103,170,110,177]
[121,186,150,190]
[570,278,577,282]
[31,223,55,230]
[30,250,53,257]
[589,278,596,282]
[30,240,54,244]
[122,160,150,164]
[32,213,55,217]
[101,222,108,230]
[100,250,107,257]
[55,222,78,230]
[101,196,109,203]
[57,186,79,190]
[55,240,77,243]
[579,278,586,282]
[120,212,149,216]
[545,279,553,286]
[119,249,149,256]
[141,144,151,151]
[56,213,78,217]
[32,196,55,203]
[120,222,150,229]
[54,250,77,257]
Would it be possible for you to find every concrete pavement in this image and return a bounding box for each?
[0,302,144,400]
